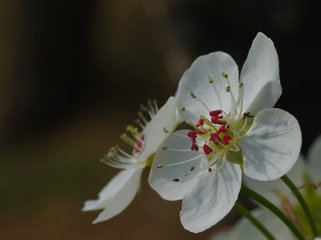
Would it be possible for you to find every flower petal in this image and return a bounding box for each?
[240,32,282,115]
[148,130,203,201]
[175,51,239,124]
[139,96,180,161]
[307,134,321,183]
[210,232,230,240]
[244,156,306,205]
[180,161,242,233]
[82,168,143,223]
[241,108,302,181]
[230,208,293,240]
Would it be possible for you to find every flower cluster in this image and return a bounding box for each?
[82,32,314,237]
[211,135,321,240]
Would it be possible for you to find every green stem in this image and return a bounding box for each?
[234,202,276,240]
[281,175,319,237]
[241,185,305,240]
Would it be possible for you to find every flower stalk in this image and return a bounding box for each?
[281,175,319,237]
[234,202,276,240]
[240,185,305,240]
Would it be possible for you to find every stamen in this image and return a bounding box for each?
[222,72,228,78]
[209,78,223,109]
[169,131,190,139]
[102,147,143,169]
[200,115,217,130]
[138,111,148,124]
[237,81,244,119]
[190,91,197,98]
[126,125,139,135]
[210,110,223,117]
[187,130,197,139]
[238,116,248,134]
[135,119,145,129]
[163,127,169,133]
[191,143,199,151]
[210,132,221,145]
[162,146,192,152]
[190,91,211,112]
[203,144,213,155]
[219,125,227,133]
[196,118,205,127]
[157,155,202,168]
[222,73,238,117]
[120,133,136,147]
[223,135,232,145]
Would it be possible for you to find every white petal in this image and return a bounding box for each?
[244,156,306,205]
[82,168,143,223]
[180,161,242,233]
[240,32,282,115]
[139,96,180,161]
[176,51,239,124]
[230,208,293,240]
[307,134,321,183]
[241,108,302,181]
[210,232,231,240]
[148,130,202,201]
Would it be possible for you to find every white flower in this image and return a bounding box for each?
[82,97,179,223]
[244,135,321,205]
[241,135,321,239]
[211,135,321,240]
[149,32,302,233]
[210,208,293,240]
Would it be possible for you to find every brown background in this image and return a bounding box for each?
[0,0,320,239]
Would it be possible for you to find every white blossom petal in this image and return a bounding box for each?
[240,32,281,115]
[307,134,321,184]
[210,232,230,240]
[244,156,306,205]
[139,96,179,161]
[241,108,301,181]
[180,161,242,233]
[230,208,293,240]
[175,52,239,124]
[83,168,143,223]
[148,130,202,201]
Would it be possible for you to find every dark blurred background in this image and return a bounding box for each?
[0,0,320,239]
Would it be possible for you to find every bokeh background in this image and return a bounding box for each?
[0,0,320,239]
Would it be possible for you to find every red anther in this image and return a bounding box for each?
[211,116,226,125]
[140,134,145,141]
[187,130,197,139]
[210,132,221,145]
[210,110,222,117]
[203,144,213,155]
[219,125,227,133]
[191,143,199,151]
[188,130,198,143]
[195,129,206,135]
[196,118,205,127]
[136,141,142,148]
[133,134,145,154]
[223,135,232,145]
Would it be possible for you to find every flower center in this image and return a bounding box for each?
[187,109,252,165]
[103,100,158,169]
[133,134,145,154]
